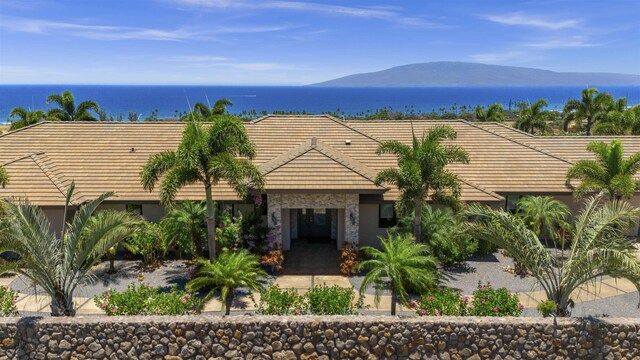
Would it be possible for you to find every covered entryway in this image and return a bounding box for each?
[296,208,334,242]
[281,238,341,275]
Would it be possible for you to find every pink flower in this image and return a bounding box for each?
[420,310,426,315]
[193,310,198,315]
[518,304,524,310]
[295,309,301,315]
[508,291,512,295]
[435,310,441,317]
[110,307,115,313]
[146,283,151,287]
[185,294,191,300]
[410,301,417,308]
[181,298,187,304]
[494,307,499,313]
[105,293,110,299]
[481,285,486,290]
[428,296,434,302]
[102,301,108,308]
[481,299,486,304]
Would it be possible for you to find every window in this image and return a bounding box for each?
[378,203,397,228]
[126,204,143,215]
[506,195,524,214]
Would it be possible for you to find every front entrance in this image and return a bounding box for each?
[296,208,333,243]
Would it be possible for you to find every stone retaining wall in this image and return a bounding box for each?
[0,315,638,359]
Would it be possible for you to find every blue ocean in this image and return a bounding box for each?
[0,85,638,121]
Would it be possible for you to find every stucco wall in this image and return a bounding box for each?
[41,207,66,235]
[0,316,638,359]
[359,204,389,248]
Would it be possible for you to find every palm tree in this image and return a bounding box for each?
[191,98,233,119]
[375,125,470,241]
[140,118,264,260]
[566,140,640,200]
[562,88,614,135]
[514,99,552,135]
[358,233,438,315]
[464,193,640,316]
[186,250,266,315]
[0,183,139,316]
[516,196,570,242]
[46,91,100,121]
[160,201,206,259]
[8,107,47,130]
[474,103,505,122]
[593,105,640,136]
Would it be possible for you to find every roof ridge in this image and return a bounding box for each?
[462,120,575,165]
[30,153,86,204]
[258,137,383,187]
[458,178,504,201]
[480,122,535,138]
[0,121,48,138]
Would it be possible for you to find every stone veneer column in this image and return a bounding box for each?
[267,194,283,246]
[344,193,359,244]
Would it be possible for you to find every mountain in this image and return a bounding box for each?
[311,62,640,87]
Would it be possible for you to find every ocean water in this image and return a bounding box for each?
[0,85,638,121]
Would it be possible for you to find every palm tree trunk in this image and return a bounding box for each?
[224,292,234,315]
[413,201,422,242]
[390,290,397,316]
[51,292,75,317]
[205,183,217,261]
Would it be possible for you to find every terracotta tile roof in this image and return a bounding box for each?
[2,115,618,206]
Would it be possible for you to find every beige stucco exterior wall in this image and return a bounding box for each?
[42,207,66,235]
[358,204,389,248]
[141,204,165,222]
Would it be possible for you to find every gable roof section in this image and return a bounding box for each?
[259,138,384,191]
[0,153,85,206]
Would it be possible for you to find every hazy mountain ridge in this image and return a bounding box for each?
[311,62,640,87]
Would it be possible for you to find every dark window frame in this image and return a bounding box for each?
[378,203,397,228]
[125,203,143,215]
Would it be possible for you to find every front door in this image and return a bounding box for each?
[297,209,331,242]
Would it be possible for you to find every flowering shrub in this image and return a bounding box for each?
[257,285,306,315]
[127,223,167,266]
[468,282,523,317]
[216,213,242,252]
[0,286,18,316]
[306,285,362,315]
[339,242,360,276]
[413,287,467,316]
[94,279,202,316]
[240,209,271,253]
[260,246,285,274]
[258,284,362,315]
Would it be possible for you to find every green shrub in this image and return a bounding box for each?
[537,300,557,317]
[258,285,306,315]
[240,206,271,253]
[474,239,498,256]
[306,285,361,315]
[94,280,202,316]
[127,223,167,266]
[468,282,523,316]
[0,286,18,316]
[216,213,242,251]
[413,287,467,316]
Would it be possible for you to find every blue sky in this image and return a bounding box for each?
[0,0,638,85]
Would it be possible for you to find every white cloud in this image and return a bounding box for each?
[481,12,580,30]
[171,0,447,28]
[0,15,292,41]
[523,36,600,49]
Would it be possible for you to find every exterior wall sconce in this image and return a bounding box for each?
[271,211,278,226]
[349,210,356,225]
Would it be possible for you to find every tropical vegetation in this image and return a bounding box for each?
[190,98,233,119]
[375,125,469,241]
[0,287,18,316]
[0,183,139,316]
[566,140,640,200]
[358,233,438,315]
[514,99,552,135]
[186,250,266,315]
[0,167,8,188]
[593,104,640,135]
[516,196,570,244]
[562,88,616,135]
[464,193,640,316]
[468,282,523,317]
[45,91,100,122]
[140,118,264,260]
[160,201,206,259]
[474,103,504,122]
[8,107,47,130]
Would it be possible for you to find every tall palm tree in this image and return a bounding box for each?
[516,196,570,242]
[566,140,640,200]
[464,193,640,316]
[562,88,614,135]
[358,233,438,315]
[160,201,206,259]
[191,98,233,119]
[8,107,47,130]
[140,118,263,260]
[186,250,266,315]
[514,99,552,135]
[475,103,505,122]
[375,125,470,241]
[46,91,100,121]
[0,183,139,316]
[593,105,640,136]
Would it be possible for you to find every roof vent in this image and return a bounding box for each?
[130,147,136,152]
[345,139,351,145]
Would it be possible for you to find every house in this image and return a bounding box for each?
[0,115,638,251]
